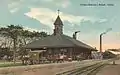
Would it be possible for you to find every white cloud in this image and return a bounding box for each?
[42,0,53,2]
[8,2,19,8]
[23,26,41,32]
[25,8,104,29]
[23,26,50,33]
[8,0,23,13]
[99,19,107,23]
[10,8,19,13]
[62,0,71,8]
[41,0,71,8]
[8,0,23,8]
[55,0,71,8]
[116,32,120,36]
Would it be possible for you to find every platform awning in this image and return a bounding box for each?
[30,50,46,53]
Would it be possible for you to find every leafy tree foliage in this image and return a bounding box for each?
[0,25,49,64]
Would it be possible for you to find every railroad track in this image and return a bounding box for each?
[56,59,112,75]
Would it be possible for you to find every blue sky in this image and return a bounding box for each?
[0,0,120,51]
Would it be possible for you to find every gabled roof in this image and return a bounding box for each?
[25,34,95,50]
[54,16,63,25]
[109,51,120,55]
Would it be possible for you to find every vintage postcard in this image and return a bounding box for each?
[0,0,119,75]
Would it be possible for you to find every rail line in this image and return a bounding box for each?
[56,59,112,75]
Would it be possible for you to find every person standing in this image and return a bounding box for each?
[60,54,64,63]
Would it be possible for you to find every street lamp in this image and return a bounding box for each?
[73,31,80,40]
[100,28,112,53]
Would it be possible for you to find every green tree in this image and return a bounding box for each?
[0,25,23,64]
[0,25,49,64]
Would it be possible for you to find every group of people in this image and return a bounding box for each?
[39,53,89,64]
[27,52,92,65]
[46,54,67,63]
[91,52,103,59]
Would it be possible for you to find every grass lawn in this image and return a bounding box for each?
[0,62,25,68]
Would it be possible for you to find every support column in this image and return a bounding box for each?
[100,34,102,53]
[70,48,72,57]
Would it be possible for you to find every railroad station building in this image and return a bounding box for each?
[25,11,97,61]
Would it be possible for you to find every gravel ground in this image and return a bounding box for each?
[0,60,101,75]
[96,59,120,75]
